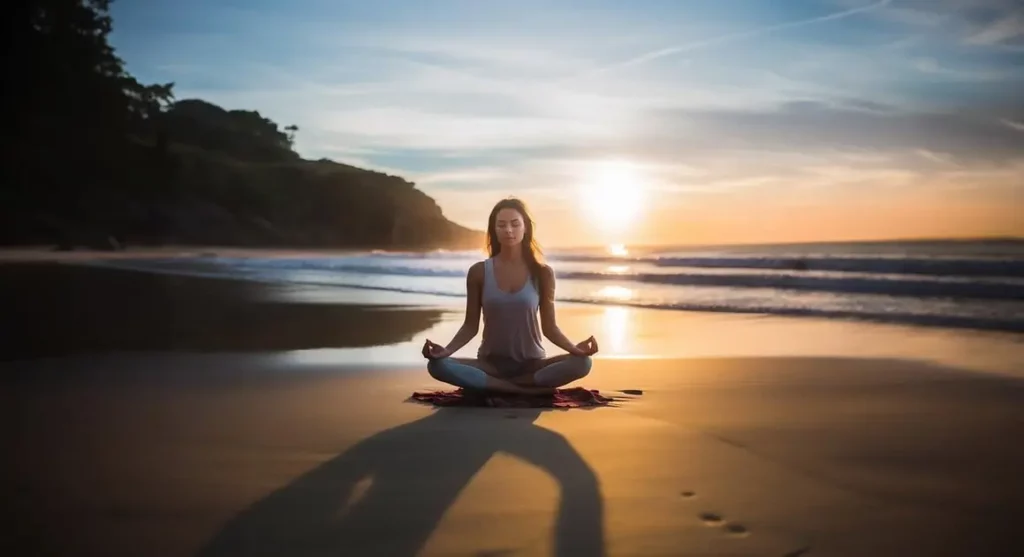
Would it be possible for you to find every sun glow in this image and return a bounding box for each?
[608,243,629,257]
[580,160,646,230]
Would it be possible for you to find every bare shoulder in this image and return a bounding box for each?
[538,263,556,286]
[467,261,486,283]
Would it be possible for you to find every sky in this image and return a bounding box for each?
[110,0,1023,248]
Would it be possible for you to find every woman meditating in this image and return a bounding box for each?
[422,197,599,394]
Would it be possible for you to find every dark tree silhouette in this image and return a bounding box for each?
[1,0,482,250]
[284,124,299,146]
[7,0,173,147]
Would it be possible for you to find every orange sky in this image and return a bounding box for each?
[432,164,1023,248]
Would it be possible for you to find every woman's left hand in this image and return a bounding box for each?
[573,335,599,356]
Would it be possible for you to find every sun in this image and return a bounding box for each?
[580,160,645,229]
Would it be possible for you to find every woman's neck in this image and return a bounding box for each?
[496,245,524,263]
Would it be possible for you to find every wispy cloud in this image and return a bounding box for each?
[575,0,892,78]
[967,14,1024,45]
[341,34,599,77]
[854,0,1024,47]
[913,57,1024,82]
[413,167,512,187]
[915,149,958,165]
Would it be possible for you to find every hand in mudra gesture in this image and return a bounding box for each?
[421,339,451,360]
[573,335,599,357]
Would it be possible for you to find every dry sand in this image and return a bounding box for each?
[2,261,1023,556]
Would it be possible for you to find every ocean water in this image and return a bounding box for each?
[89,239,1024,333]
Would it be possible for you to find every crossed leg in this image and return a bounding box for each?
[506,354,593,388]
[426,355,593,394]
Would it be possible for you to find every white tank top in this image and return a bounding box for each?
[476,258,546,362]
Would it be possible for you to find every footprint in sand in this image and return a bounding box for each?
[722,522,750,537]
[698,512,751,538]
[698,512,724,526]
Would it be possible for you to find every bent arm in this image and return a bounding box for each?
[442,262,484,355]
[538,266,583,355]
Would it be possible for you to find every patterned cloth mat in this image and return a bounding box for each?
[409,386,619,408]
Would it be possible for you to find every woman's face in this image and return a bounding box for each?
[494,207,526,247]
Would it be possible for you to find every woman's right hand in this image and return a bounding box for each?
[422,339,451,360]
[572,335,599,357]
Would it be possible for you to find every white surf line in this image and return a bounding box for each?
[568,0,892,79]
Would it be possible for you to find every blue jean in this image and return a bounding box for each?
[427,355,593,390]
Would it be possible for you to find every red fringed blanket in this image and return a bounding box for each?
[409,386,614,408]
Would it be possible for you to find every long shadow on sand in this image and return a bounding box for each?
[198,407,605,557]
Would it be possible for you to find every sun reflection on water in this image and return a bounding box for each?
[596,285,634,301]
[601,305,631,356]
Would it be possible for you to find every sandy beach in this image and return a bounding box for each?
[3,259,1023,556]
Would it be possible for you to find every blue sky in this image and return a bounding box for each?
[109,0,1024,246]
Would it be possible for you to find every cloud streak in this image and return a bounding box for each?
[967,13,1024,45]
[575,0,893,78]
[634,101,1024,164]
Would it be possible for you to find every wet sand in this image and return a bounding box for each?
[0,262,444,360]
[2,261,1023,556]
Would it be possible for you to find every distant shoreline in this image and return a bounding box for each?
[0,245,479,263]
[3,235,1021,260]
[551,236,1024,253]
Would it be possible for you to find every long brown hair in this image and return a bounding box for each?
[486,197,545,286]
